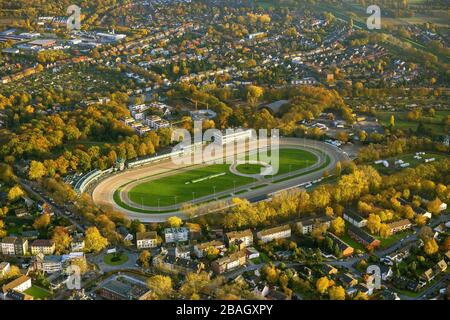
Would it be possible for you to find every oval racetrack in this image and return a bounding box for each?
[92,137,350,222]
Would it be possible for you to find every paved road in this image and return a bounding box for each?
[19,179,86,232]
[92,138,350,222]
[88,249,139,273]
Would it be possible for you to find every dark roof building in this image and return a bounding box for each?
[347,225,380,250]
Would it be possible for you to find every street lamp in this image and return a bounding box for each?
[213,186,216,199]
[233,180,236,194]
[174,196,178,205]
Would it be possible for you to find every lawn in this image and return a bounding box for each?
[339,230,366,252]
[375,230,413,248]
[372,152,448,174]
[128,163,254,207]
[376,111,450,135]
[236,163,266,175]
[265,148,318,177]
[104,253,129,266]
[126,148,318,207]
[24,285,52,299]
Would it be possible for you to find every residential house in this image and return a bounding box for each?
[256,225,291,243]
[347,225,380,250]
[70,235,85,252]
[3,290,33,300]
[327,232,354,257]
[211,250,247,274]
[2,275,32,295]
[153,254,203,275]
[34,254,63,274]
[355,283,374,296]
[343,211,367,228]
[1,237,28,256]
[252,282,270,298]
[433,259,447,277]
[421,268,434,282]
[226,229,253,250]
[322,264,338,276]
[298,266,313,280]
[393,276,423,292]
[136,231,158,249]
[380,265,394,281]
[266,290,289,300]
[445,250,450,262]
[167,245,191,260]
[1,237,16,255]
[246,247,260,260]
[164,227,189,243]
[385,245,411,264]
[21,231,39,241]
[118,227,133,242]
[48,273,68,290]
[420,259,447,283]
[345,287,358,297]
[145,114,162,128]
[380,289,400,300]
[14,208,29,218]
[296,215,332,235]
[387,219,412,234]
[31,239,55,255]
[338,273,358,288]
[193,240,225,258]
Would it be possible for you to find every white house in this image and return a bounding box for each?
[2,275,32,295]
[136,231,158,249]
[256,225,291,243]
[193,240,225,258]
[343,211,367,228]
[164,228,189,243]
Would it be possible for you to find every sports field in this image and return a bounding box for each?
[126,148,318,207]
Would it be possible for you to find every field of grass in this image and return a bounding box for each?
[272,155,330,184]
[236,163,266,174]
[24,285,52,299]
[104,253,129,266]
[339,231,366,252]
[266,149,318,177]
[375,230,413,248]
[376,111,450,135]
[372,152,448,174]
[126,148,318,207]
[128,163,255,207]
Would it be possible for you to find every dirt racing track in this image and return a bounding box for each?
[91,138,350,222]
